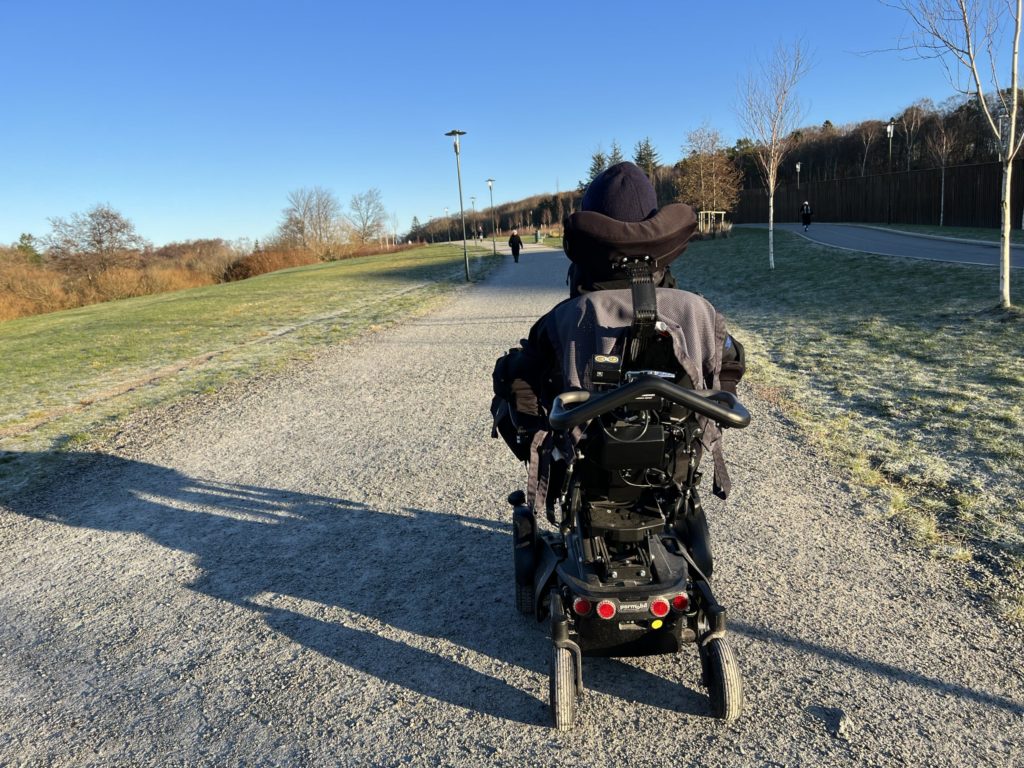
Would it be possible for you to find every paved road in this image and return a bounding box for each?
[1,249,1022,766]
[755,223,1024,268]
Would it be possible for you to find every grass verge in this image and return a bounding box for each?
[0,244,498,479]
[676,228,1024,623]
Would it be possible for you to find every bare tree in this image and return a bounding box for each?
[899,98,935,169]
[856,120,888,176]
[892,0,1020,308]
[278,186,343,258]
[390,211,403,248]
[44,204,149,283]
[676,123,743,214]
[737,39,811,269]
[347,189,387,244]
[925,103,969,226]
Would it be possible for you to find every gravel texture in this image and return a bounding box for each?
[1,249,1022,766]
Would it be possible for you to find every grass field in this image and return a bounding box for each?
[0,244,498,462]
[676,228,1023,620]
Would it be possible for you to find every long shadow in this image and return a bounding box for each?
[3,451,807,722]
[2,452,545,724]
[733,620,1024,716]
[4,451,719,723]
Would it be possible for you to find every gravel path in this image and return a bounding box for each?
[2,249,1022,766]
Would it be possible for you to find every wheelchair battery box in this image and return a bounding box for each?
[593,423,666,469]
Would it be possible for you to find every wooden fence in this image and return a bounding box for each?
[735,160,1024,228]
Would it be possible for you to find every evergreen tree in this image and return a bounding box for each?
[608,140,624,165]
[579,146,608,190]
[16,233,39,260]
[587,148,608,180]
[632,137,660,180]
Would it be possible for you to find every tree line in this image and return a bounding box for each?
[0,186,404,321]
[407,94,1004,246]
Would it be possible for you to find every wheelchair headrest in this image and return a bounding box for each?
[562,202,698,289]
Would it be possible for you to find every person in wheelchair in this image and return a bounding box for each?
[491,161,745,577]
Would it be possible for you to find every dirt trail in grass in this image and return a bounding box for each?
[1,250,1022,766]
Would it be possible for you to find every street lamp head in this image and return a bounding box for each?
[445,129,466,156]
[486,178,494,189]
[886,119,895,138]
[795,162,801,172]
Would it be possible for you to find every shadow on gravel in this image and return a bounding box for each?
[3,450,725,723]
[581,657,708,717]
[2,451,547,724]
[733,621,1024,716]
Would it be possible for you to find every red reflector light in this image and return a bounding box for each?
[650,598,670,618]
[672,593,690,612]
[596,600,616,620]
[572,597,592,616]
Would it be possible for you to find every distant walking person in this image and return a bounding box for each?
[508,229,524,263]
[800,201,813,232]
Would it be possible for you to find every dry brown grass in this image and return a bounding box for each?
[142,266,214,294]
[0,262,73,320]
[1,238,421,322]
[222,248,321,281]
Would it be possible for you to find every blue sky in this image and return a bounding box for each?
[0,1,965,246]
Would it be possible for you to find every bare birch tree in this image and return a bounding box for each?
[856,120,884,176]
[899,99,935,170]
[925,102,969,226]
[892,0,1020,308]
[737,39,810,269]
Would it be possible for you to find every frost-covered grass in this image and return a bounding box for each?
[676,228,1024,620]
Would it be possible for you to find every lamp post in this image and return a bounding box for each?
[486,178,496,255]
[444,129,469,281]
[886,119,895,225]
[887,119,895,170]
[795,161,801,190]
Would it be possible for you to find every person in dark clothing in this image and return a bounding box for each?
[508,229,524,263]
[491,162,745,509]
[800,200,813,232]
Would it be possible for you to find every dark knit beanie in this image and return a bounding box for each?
[581,162,657,222]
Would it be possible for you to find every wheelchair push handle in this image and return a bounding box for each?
[549,374,751,431]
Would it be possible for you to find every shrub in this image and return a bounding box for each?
[223,247,320,281]
[141,266,215,294]
[90,266,147,302]
[153,239,239,281]
[0,261,72,319]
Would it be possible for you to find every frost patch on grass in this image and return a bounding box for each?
[678,229,1024,620]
